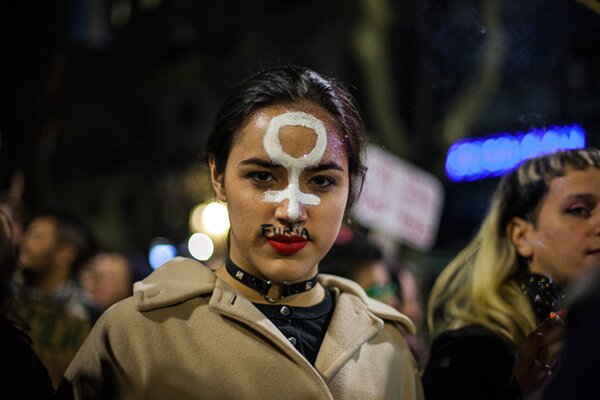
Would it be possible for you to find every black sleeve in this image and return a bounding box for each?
[422,325,522,400]
[541,281,600,400]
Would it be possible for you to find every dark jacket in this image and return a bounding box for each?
[422,324,522,400]
[541,270,600,400]
[0,318,55,399]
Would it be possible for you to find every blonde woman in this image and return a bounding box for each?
[423,148,600,399]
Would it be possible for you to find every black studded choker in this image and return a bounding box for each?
[225,257,319,303]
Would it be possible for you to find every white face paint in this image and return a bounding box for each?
[262,111,328,220]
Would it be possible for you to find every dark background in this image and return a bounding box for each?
[1,0,599,274]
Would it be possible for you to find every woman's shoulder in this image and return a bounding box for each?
[428,324,516,364]
[423,324,519,397]
[95,257,218,328]
[133,257,216,312]
[433,324,512,348]
[423,324,520,399]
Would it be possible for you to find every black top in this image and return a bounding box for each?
[0,318,55,399]
[422,324,522,400]
[423,273,567,400]
[254,287,335,365]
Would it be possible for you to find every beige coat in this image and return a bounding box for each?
[64,257,423,399]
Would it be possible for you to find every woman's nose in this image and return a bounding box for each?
[275,197,308,224]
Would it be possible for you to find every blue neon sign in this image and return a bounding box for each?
[445,124,586,182]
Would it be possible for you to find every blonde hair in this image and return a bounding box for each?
[428,148,600,348]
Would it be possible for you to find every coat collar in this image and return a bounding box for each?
[133,257,415,379]
[314,286,383,380]
[208,273,415,381]
[133,257,216,312]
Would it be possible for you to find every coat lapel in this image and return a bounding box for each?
[314,289,383,381]
[208,279,312,366]
[208,276,384,384]
[207,279,334,398]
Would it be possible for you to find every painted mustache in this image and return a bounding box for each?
[261,224,310,255]
[261,224,310,240]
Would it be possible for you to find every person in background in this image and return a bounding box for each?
[60,65,423,399]
[320,226,400,308]
[320,229,429,369]
[395,261,423,330]
[424,148,600,399]
[15,209,99,387]
[0,203,55,398]
[394,260,428,370]
[79,251,151,311]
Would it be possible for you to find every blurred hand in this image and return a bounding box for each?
[514,310,565,397]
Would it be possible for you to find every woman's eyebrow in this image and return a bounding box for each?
[239,157,283,168]
[240,158,343,172]
[305,162,345,173]
[564,193,598,203]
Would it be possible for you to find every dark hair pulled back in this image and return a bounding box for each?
[205,65,368,210]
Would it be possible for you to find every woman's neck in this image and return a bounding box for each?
[518,271,566,323]
[215,265,325,307]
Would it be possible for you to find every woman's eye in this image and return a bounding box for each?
[309,175,335,188]
[248,171,275,184]
[566,206,591,217]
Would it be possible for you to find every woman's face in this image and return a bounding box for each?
[210,101,350,283]
[513,166,600,284]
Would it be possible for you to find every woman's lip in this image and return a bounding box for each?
[268,234,308,243]
[267,239,307,255]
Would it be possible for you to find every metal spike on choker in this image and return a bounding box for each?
[225,257,319,303]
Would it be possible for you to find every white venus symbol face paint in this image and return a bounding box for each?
[262,111,328,220]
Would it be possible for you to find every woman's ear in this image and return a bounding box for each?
[506,217,534,259]
[208,157,226,202]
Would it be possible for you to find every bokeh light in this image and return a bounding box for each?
[148,242,177,269]
[446,123,586,182]
[201,202,230,235]
[189,204,205,233]
[188,233,215,261]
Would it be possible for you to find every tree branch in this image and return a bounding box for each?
[441,0,506,147]
[353,0,409,158]
[577,0,600,15]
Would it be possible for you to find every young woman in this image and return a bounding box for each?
[423,148,600,399]
[60,66,423,399]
